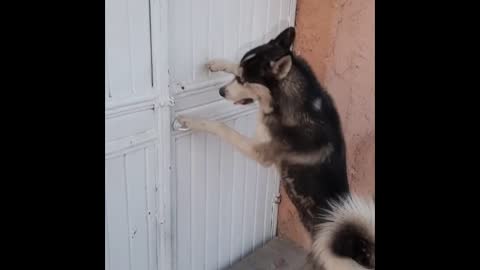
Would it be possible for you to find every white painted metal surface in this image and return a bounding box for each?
[172,109,282,270]
[169,0,297,110]
[105,0,153,103]
[106,0,296,269]
[169,1,296,269]
[106,0,172,269]
[105,147,158,270]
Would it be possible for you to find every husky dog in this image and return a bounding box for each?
[177,27,374,270]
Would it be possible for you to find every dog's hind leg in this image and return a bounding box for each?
[177,116,274,167]
[206,59,241,76]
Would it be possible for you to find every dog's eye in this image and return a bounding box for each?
[235,76,245,84]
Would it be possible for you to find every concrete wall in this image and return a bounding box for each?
[277,0,375,250]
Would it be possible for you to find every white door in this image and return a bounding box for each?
[106,0,296,269]
[105,0,170,269]
[169,1,296,269]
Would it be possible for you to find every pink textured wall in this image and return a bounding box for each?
[277,0,375,250]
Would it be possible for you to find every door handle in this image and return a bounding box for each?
[172,117,191,132]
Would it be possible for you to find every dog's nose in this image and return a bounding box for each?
[219,87,226,97]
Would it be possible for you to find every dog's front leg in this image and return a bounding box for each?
[177,116,274,167]
[206,59,241,76]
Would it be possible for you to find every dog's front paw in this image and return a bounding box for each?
[254,144,276,167]
[176,115,218,132]
[176,116,198,129]
[206,59,227,72]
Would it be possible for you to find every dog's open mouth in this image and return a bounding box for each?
[233,98,254,105]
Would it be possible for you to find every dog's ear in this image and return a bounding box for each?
[270,55,292,79]
[272,27,295,50]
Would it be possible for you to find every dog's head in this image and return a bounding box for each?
[219,27,296,108]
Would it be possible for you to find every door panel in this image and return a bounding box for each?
[170,1,296,268]
[106,0,296,269]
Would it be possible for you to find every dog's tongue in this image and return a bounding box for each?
[234,98,254,105]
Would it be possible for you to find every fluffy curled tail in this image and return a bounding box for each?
[309,194,375,270]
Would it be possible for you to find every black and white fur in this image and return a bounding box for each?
[177,27,374,270]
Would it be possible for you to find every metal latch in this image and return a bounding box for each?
[172,117,191,132]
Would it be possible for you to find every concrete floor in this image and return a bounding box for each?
[228,237,310,270]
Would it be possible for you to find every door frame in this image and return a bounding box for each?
[150,0,173,269]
